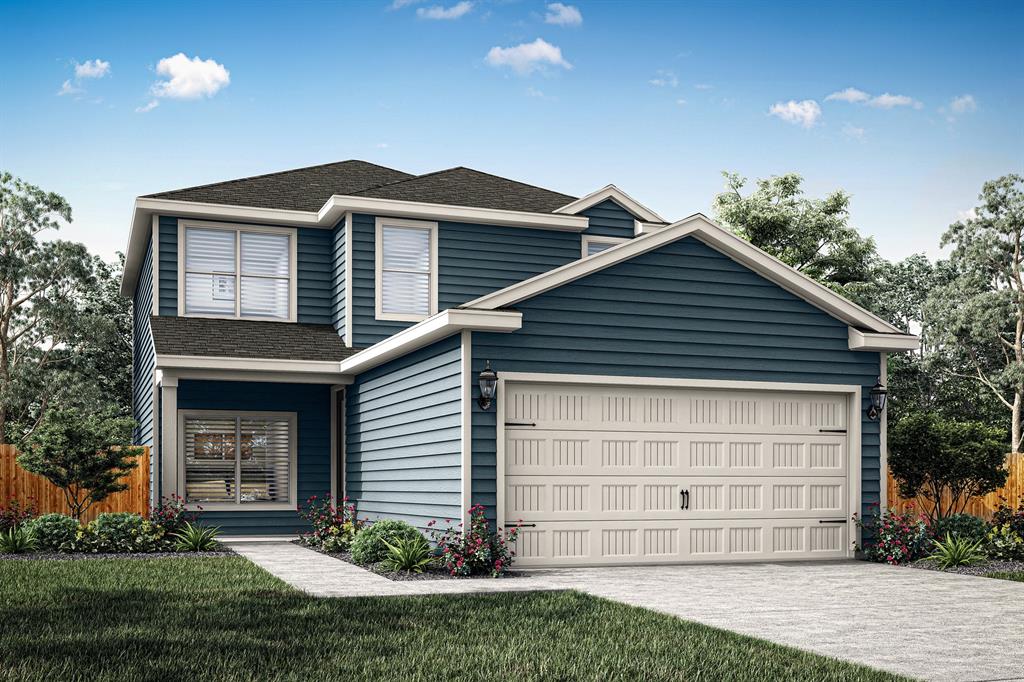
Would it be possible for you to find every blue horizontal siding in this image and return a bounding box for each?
[331,219,346,338]
[176,380,332,535]
[346,334,463,528]
[158,217,178,316]
[297,227,333,324]
[471,235,882,523]
[581,199,636,239]
[132,236,155,448]
[350,214,582,346]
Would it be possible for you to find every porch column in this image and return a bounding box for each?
[159,375,179,499]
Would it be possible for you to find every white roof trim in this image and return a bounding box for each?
[462,213,909,337]
[554,184,666,223]
[848,328,920,352]
[121,196,590,297]
[156,354,349,375]
[338,309,522,376]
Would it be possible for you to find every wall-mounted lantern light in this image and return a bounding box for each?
[477,361,498,410]
[867,380,887,421]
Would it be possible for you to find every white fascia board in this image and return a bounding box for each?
[554,184,667,223]
[848,328,920,352]
[338,309,522,376]
[156,354,349,376]
[463,213,908,336]
[318,195,589,232]
[635,220,668,236]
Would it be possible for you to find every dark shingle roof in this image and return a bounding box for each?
[144,160,414,212]
[144,161,576,214]
[352,167,577,213]
[150,316,359,362]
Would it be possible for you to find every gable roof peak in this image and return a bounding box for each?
[554,184,666,223]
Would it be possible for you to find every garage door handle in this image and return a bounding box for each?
[818,429,847,433]
[506,421,536,427]
[818,519,846,523]
[680,489,689,510]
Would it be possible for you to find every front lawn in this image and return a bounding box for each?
[0,557,903,682]
[986,571,1024,582]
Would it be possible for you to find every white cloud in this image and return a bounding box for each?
[868,93,922,109]
[485,38,571,75]
[390,0,422,7]
[376,142,390,149]
[694,83,713,90]
[417,1,472,19]
[57,79,82,96]
[545,3,582,26]
[950,94,977,114]
[826,87,869,103]
[526,86,545,97]
[956,207,978,222]
[768,99,821,128]
[841,123,865,140]
[135,100,159,113]
[74,59,110,79]
[649,70,678,88]
[676,98,687,106]
[151,53,230,99]
[826,87,922,109]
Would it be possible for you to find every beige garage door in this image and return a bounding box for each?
[503,382,852,567]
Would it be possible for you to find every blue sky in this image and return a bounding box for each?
[2,0,1021,262]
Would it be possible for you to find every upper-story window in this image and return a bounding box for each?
[375,217,438,322]
[582,235,628,257]
[180,222,295,321]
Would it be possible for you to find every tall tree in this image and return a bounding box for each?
[712,172,879,296]
[928,174,1024,452]
[0,172,128,444]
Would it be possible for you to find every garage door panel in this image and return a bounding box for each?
[506,475,847,521]
[506,385,847,435]
[504,382,853,567]
[506,430,846,477]
[512,519,850,567]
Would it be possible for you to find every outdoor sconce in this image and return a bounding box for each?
[477,361,498,410]
[867,380,887,421]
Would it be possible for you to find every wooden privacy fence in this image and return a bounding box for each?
[887,453,1024,520]
[0,444,150,522]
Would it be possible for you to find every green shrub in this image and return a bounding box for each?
[986,524,1024,561]
[0,526,37,554]
[298,495,365,553]
[78,512,166,553]
[350,519,423,565]
[931,513,989,543]
[26,513,79,551]
[380,535,434,574]
[171,522,220,552]
[929,533,987,569]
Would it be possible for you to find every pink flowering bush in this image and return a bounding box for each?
[428,505,519,577]
[0,497,37,533]
[299,495,365,553]
[149,495,199,535]
[854,504,931,565]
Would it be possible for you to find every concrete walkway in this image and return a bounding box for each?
[226,541,1024,682]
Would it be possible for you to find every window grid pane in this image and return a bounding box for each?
[382,226,431,271]
[241,232,290,277]
[239,418,290,503]
[381,225,432,315]
[186,228,236,273]
[240,276,289,319]
[183,417,238,503]
[185,273,236,315]
[586,240,617,256]
[381,271,431,315]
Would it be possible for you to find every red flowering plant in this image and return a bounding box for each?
[298,494,365,553]
[853,504,931,565]
[428,505,519,577]
[149,494,200,535]
[0,497,37,533]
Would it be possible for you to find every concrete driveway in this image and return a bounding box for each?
[534,561,1024,682]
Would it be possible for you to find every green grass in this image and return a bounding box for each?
[0,557,905,682]
[986,570,1024,582]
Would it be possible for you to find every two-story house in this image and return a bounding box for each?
[122,160,917,567]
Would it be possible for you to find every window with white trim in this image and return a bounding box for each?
[582,236,628,257]
[375,218,437,321]
[182,413,295,507]
[183,225,293,320]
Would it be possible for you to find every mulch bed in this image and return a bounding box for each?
[0,548,235,562]
[908,558,1024,576]
[293,540,525,581]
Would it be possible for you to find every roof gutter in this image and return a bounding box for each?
[338,309,522,376]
